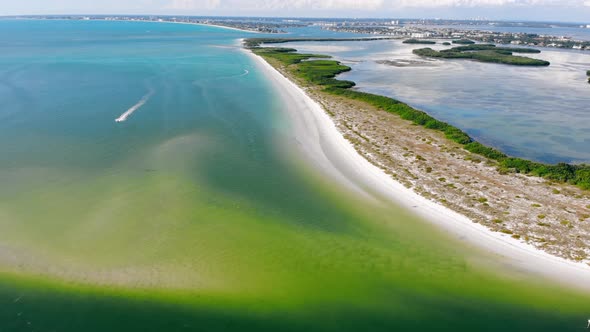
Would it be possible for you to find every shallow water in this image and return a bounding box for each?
[0,20,589,331]
[289,39,590,164]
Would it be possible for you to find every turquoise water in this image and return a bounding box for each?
[288,39,590,164]
[1,20,590,331]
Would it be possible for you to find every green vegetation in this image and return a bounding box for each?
[449,44,541,53]
[247,39,590,190]
[403,39,436,44]
[244,37,395,48]
[413,45,550,66]
[587,70,590,83]
[253,47,354,88]
[442,42,451,46]
[452,39,476,44]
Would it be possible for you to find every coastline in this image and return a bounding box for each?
[80,18,266,34]
[245,47,590,291]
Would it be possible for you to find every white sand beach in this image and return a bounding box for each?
[246,49,590,292]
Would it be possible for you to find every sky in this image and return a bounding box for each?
[1,0,590,23]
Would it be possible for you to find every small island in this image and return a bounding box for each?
[442,42,451,46]
[413,44,550,66]
[403,39,436,44]
[587,70,590,83]
[452,39,476,44]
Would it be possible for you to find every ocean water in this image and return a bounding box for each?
[288,39,590,163]
[0,20,589,331]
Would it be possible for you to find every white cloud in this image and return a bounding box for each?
[254,0,384,10]
[167,0,221,10]
[162,0,590,11]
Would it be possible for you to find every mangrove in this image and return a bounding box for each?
[452,39,476,44]
[403,39,436,44]
[413,45,549,66]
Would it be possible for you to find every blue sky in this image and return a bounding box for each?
[1,0,590,23]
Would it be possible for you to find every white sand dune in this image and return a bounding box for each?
[247,49,590,292]
[115,89,155,123]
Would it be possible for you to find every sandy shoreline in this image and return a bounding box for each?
[246,48,590,292]
[84,18,265,34]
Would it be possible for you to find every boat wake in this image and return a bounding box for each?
[238,69,249,77]
[115,88,155,123]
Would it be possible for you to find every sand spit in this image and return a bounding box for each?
[246,49,590,292]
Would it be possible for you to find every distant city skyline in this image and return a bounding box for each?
[1,0,590,23]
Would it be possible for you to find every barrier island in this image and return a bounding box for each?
[247,37,590,264]
[247,38,584,188]
[413,44,550,66]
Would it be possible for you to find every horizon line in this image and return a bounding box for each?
[0,14,588,25]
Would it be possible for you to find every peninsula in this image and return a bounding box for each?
[246,37,590,266]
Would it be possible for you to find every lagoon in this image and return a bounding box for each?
[288,39,590,164]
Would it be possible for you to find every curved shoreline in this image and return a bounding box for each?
[245,48,590,292]
[11,18,266,34]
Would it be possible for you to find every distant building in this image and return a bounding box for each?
[411,33,430,38]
